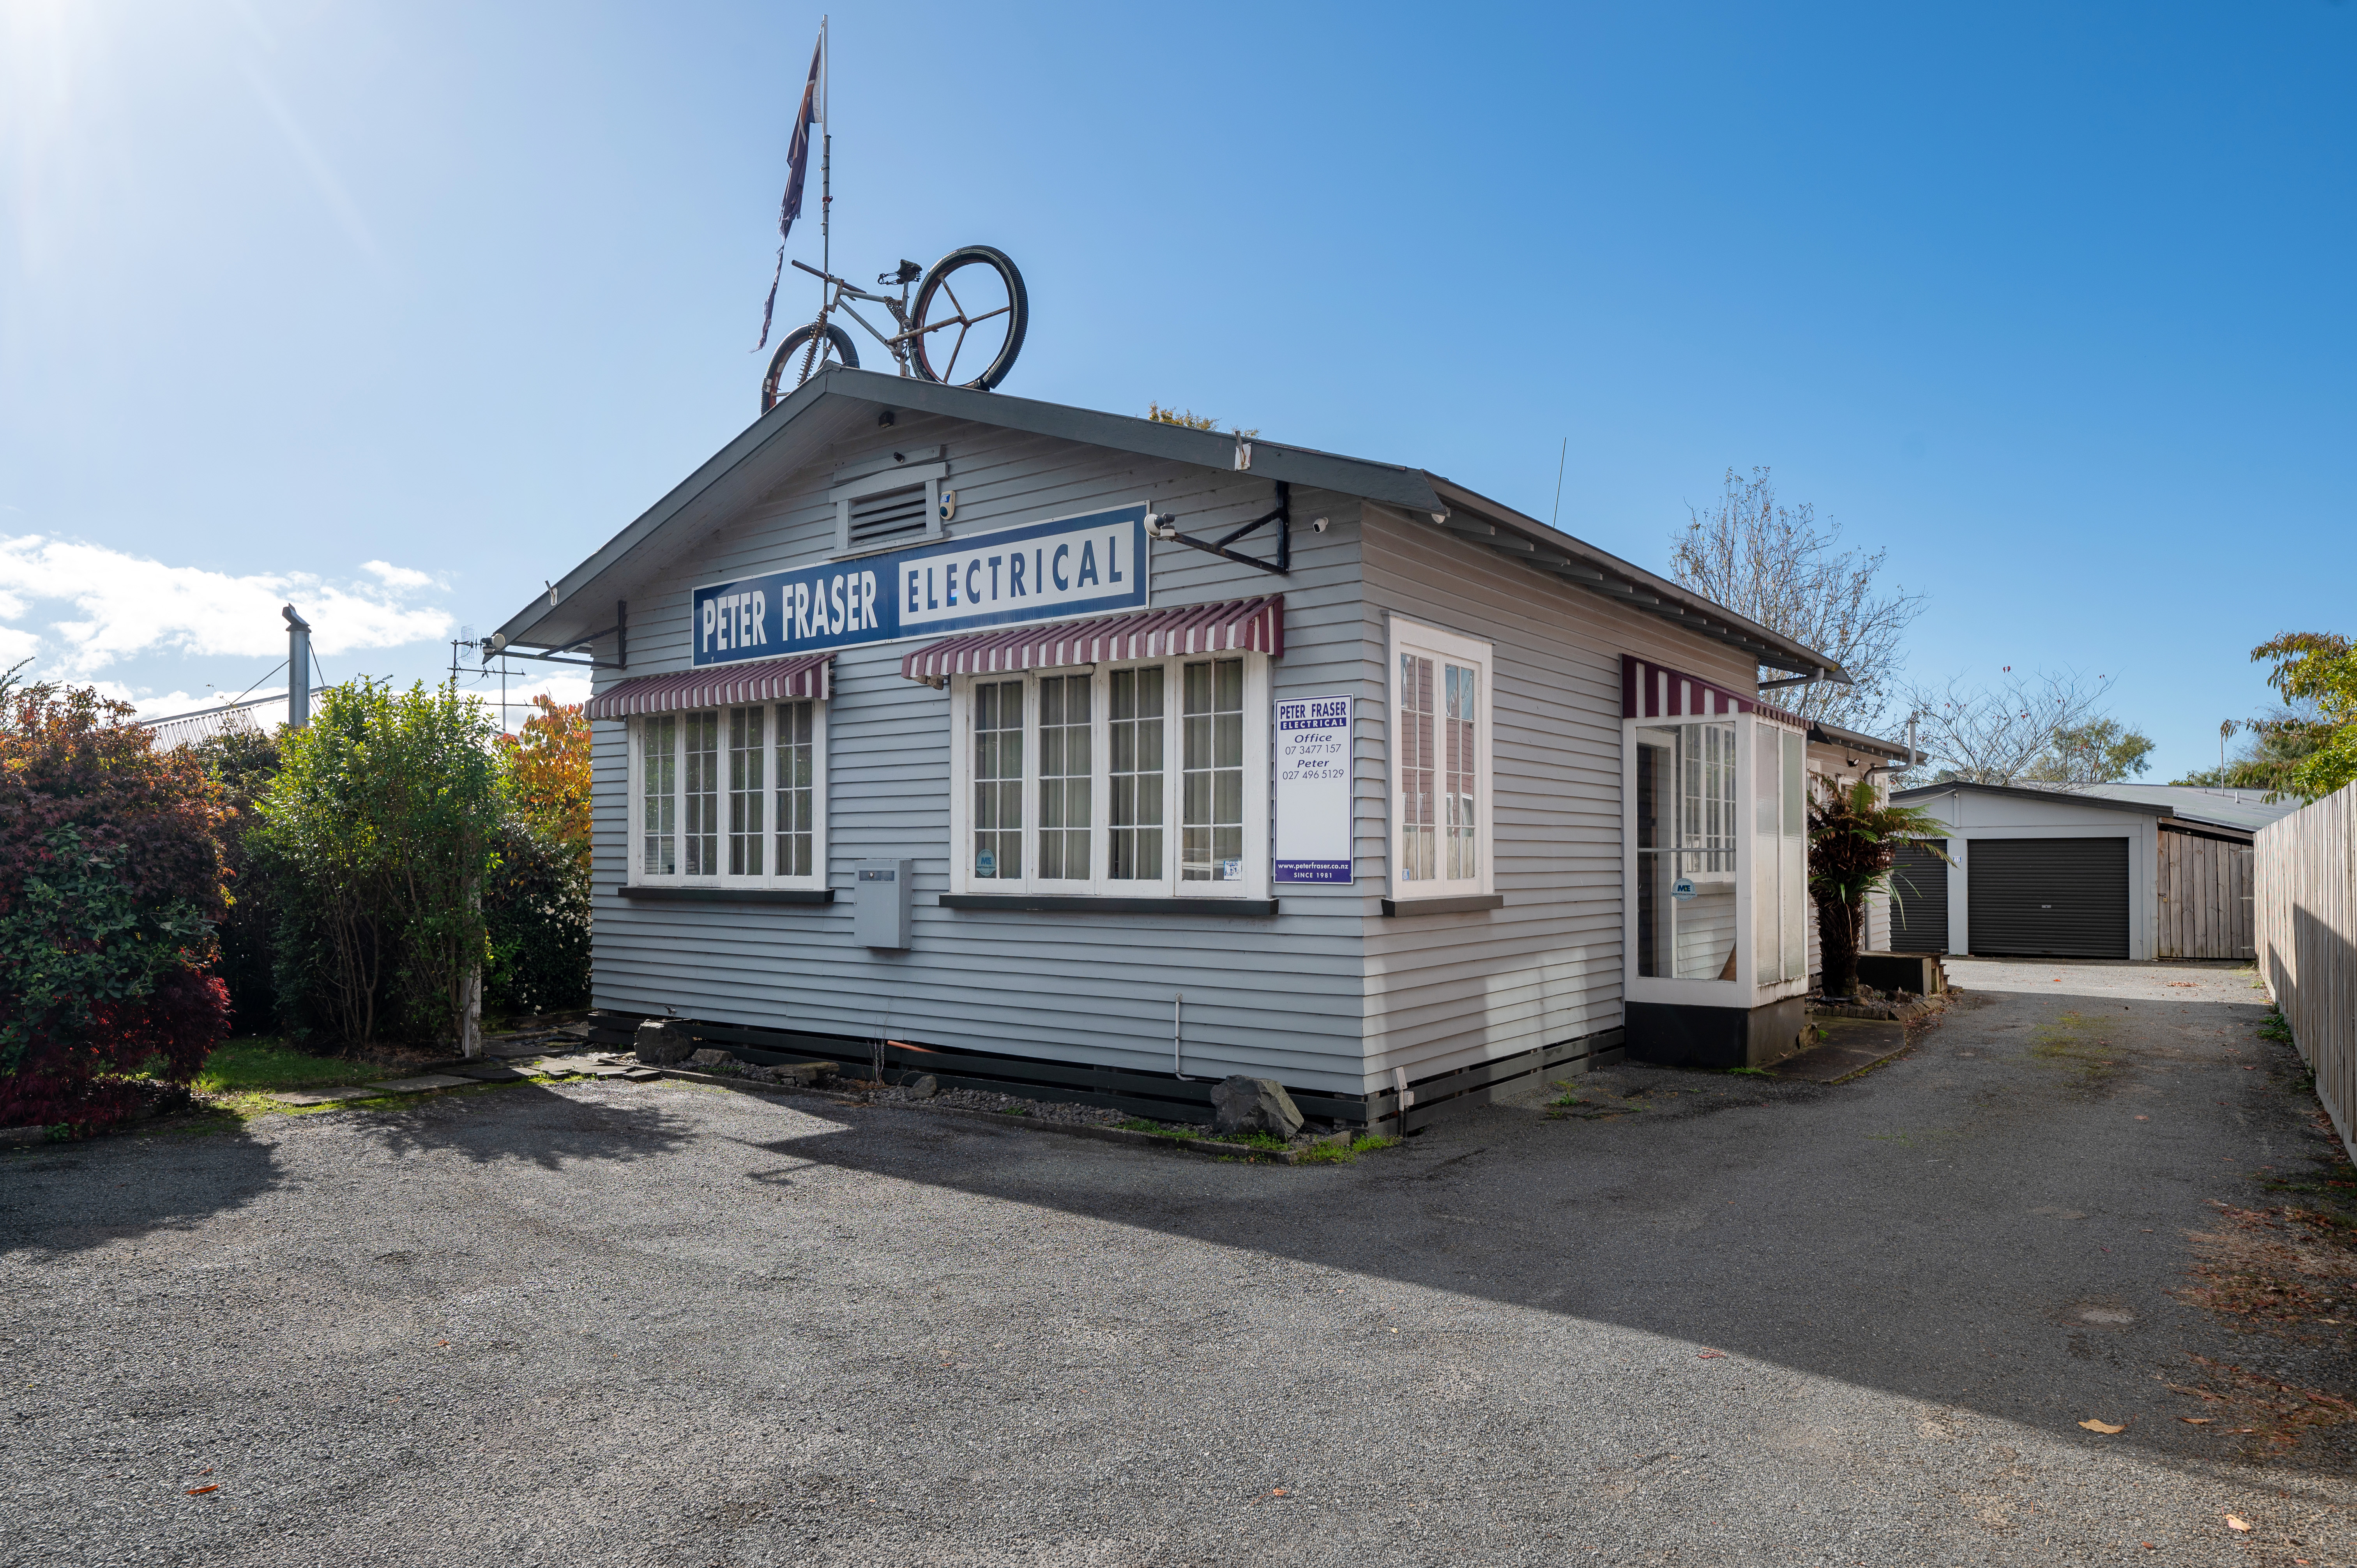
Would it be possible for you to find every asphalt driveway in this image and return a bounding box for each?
[4,958,2352,1566]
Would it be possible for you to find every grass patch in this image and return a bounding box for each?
[1296,1132,1402,1165]
[195,1039,373,1094]
[995,1105,1033,1117]
[2024,1011,2123,1083]
[2260,1008,2297,1046]
[1724,1066,1770,1077]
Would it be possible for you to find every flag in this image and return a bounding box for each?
[754,28,825,351]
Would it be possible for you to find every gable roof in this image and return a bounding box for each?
[495,366,1849,681]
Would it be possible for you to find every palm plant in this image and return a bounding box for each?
[1807,777,1952,999]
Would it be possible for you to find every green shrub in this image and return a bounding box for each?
[484,817,590,1017]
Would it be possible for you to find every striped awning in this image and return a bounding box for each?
[900,595,1284,683]
[1621,655,1804,728]
[582,652,832,720]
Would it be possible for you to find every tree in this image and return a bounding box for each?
[256,679,506,1047]
[496,695,590,873]
[1668,467,1924,733]
[1901,667,2152,787]
[2173,708,2328,794]
[189,724,284,1034]
[1808,777,1952,999]
[1147,403,1256,437]
[0,667,231,1133]
[2238,633,2357,802]
[2019,718,2155,789]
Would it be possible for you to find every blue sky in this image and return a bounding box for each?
[1,1,2349,775]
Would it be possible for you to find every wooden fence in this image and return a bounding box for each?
[2255,782,2357,1160]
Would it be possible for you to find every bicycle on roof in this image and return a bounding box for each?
[762,245,1028,411]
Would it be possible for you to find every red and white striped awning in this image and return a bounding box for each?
[582,652,832,720]
[899,595,1284,683]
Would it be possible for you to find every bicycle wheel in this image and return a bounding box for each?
[909,246,1028,390]
[762,321,859,412]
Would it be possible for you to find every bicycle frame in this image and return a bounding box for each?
[794,261,935,373]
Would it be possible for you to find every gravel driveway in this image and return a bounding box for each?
[5,959,2353,1566]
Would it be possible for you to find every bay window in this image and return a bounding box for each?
[1389,616,1494,903]
[949,654,1270,897]
[632,700,828,888]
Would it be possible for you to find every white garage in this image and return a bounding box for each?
[1889,781,2276,962]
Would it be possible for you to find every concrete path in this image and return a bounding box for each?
[3,959,2351,1566]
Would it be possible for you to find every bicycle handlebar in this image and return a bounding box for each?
[791,259,840,284]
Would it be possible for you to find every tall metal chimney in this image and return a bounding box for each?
[283,605,312,728]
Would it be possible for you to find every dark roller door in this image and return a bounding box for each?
[1888,840,1949,952]
[1967,837,2129,958]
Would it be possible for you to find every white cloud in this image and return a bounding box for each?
[0,535,452,675]
[362,560,435,591]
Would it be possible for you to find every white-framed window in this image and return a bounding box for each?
[630,701,827,888]
[1387,616,1494,902]
[1622,708,1808,1001]
[947,654,1271,897]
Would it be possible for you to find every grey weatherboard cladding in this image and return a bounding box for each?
[516,371,1847,1100]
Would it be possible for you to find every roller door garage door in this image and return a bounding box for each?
[1888,840,1949,953]
[1967,837,2129,958]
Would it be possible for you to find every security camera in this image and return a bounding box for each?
[1311,516,1330,533]
[1146,514,1180,540]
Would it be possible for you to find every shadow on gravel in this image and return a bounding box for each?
[0,1118,283,1260]
[769,978,2357,1475]
[343,1080,703,1171]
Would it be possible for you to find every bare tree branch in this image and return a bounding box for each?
[1668,468,1924,734]
[1898,667,2150,786]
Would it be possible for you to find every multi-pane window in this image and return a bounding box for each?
[775,700,816,879]
[953,656,1265,895]
[1399,654,1436,881]
[727,707,765,876]
[972,680,1024,880]
[1037,675,1092,880]
[683,711,720,877]
[641,714,678,875]
[633,703,825,887]
[1180,658,1244,881]
[1108,666,1164,879]
[1390,619,1492,901]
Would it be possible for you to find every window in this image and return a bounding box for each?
[632,703,828,888]
[1633,720,1738,980]
[1622,706,1808,997]
[1181,658,1244,881]
[972,680,1024,880]
[1108,666,1165,878]
[1389,617,1493,901]
[949,655,1270,897]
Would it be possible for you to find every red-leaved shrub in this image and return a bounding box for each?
[0,675,230,1135]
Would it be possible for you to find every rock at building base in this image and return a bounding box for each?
[901,1074,940,1099]
[634,1020,692,1066]
[687,1047,737,1068]
[1210,1075,1304,1138]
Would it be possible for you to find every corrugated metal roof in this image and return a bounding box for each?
[2075,783,2300,834]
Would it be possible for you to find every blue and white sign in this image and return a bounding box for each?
[1274,693,1353,884]
[692,505,1150,666]
[1671,875,1696,901]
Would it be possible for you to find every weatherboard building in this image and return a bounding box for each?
[494,367,1857,1129]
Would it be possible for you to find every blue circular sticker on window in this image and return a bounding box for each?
[1671,875,1696,901]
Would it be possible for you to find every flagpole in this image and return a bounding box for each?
[819,16,830,307]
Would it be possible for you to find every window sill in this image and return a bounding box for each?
[941,893,1279,916]
[615,885,836,905]
[1382,893,1505,916]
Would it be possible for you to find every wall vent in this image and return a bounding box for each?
[846,483,931,547]
[829,453,950,555]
